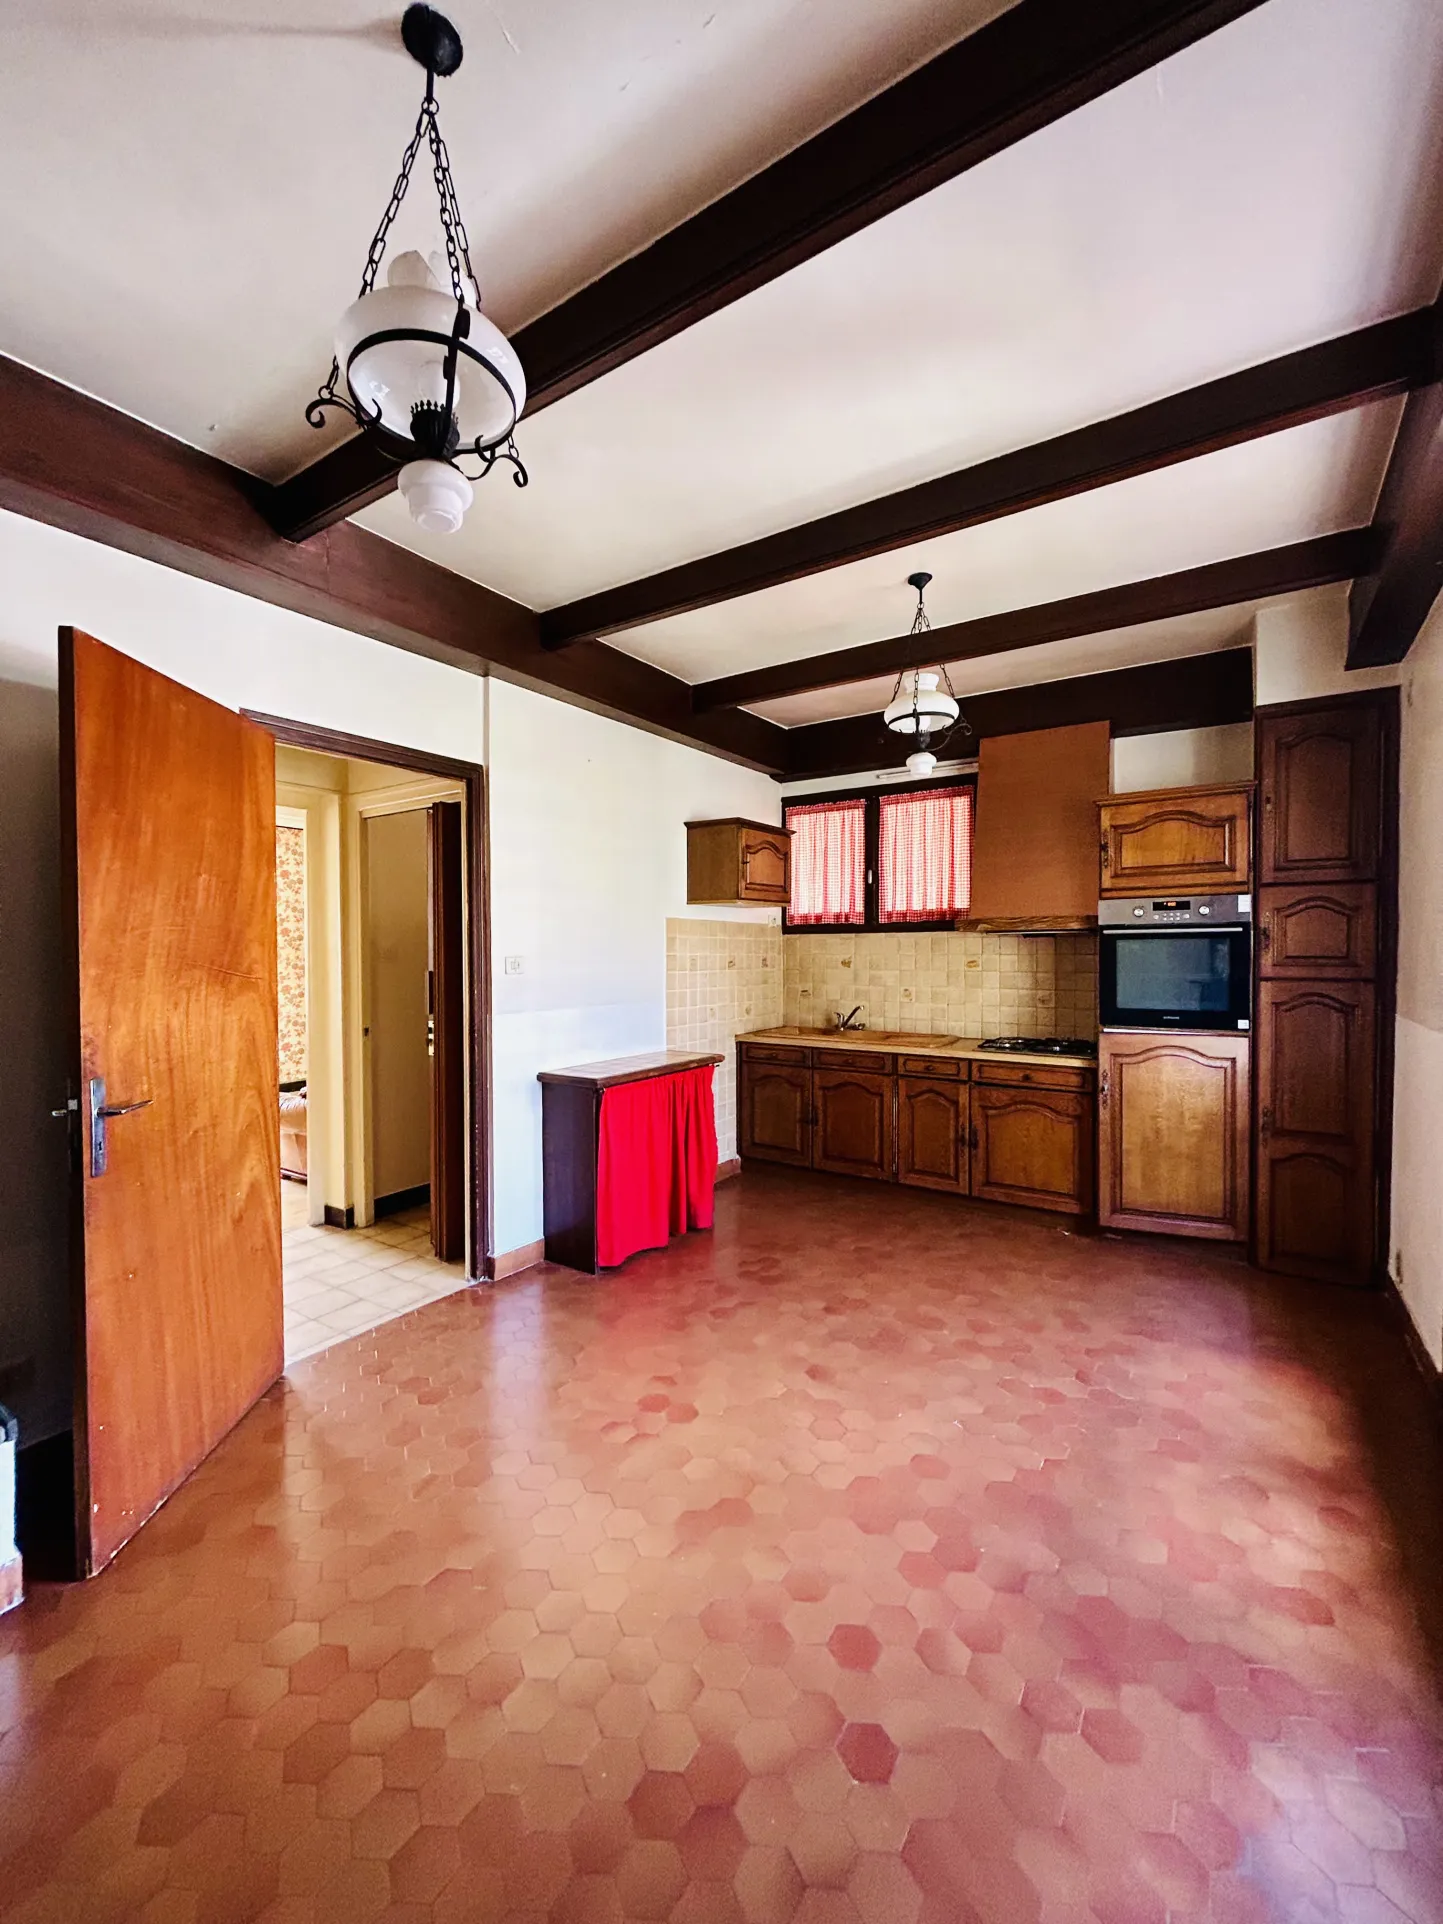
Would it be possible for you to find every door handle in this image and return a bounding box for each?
[1259,1104,1273,1139]
[88,1077,153,1177]
[1099,1071,1110,1110]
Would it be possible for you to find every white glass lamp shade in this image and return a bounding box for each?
[883,670,960,736]
[335,282,525,452]
[906,749,938,777]
[398,459,474,534]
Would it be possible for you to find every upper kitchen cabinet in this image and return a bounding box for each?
[1097,784,1252,898]
[965,721,1111,930]
[686,818,791,905]
[1257,703,1383,884]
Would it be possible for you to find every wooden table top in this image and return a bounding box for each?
[537,1050,724,1090]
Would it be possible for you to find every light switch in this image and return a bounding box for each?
[504,955,524,975]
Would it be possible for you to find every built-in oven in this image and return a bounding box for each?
[1098,895,1252,1033]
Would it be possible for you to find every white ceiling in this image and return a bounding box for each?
[3,0,1442,734]
[354,0,1443,617]
[0,0,1003,476]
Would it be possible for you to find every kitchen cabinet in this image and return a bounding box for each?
[1098,1032,1249,1240]
[971,1082,1092,1214]
[738,1056,812,1166]
[1098,784,1252,898]
[897,1076,969,1193]
[1251,690,1395,1288]
[1258,884,1376,979]
[813,1068,894,1181]
[687,818,791,905]
[1257,704,1382,885]
[738,1040,1095,1215]
[1255,981,1376,1284]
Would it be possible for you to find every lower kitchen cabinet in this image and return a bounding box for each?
[1255,980,1376,1284]
[1098,1032,1250,1240]
[897,1077,969,1193]
[971,1083,1092,1214]
[738,1057,812,1166]
[813,1069,894,1181]
[739,1044,1095,1215]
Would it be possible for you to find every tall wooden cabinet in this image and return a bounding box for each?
[1254,692,1396,1286]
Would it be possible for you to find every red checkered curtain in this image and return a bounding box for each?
[879,786,972,922]
[786,798,865,925]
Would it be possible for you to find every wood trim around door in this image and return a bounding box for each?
[242,712,493,1281]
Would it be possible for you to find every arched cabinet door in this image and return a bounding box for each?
[1098,1033,1249,1240]
[1098,786,1251,897]
[1257,884,1376,978]
[897,1076,969,1193]
[1257,706,1381,884]
[1255,981,1376,1284]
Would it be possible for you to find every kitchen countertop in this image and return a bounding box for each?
[738,1028,1096,1070]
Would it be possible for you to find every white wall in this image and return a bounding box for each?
[1391,599,1443,1368]
[365,810,432,1201]
[485,678,780,1257]
[1254,587,1400,706]
[1110,723,1254,792]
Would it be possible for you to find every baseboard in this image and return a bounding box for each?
[1382,1270,1443,1418]
[716,1158,742,1184]
[322,1204,355,1229]
[375,1184,430,1220]
[492,1239,545,1280]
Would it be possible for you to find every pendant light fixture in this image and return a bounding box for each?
[304,5,527,534]
[882,573,970,775]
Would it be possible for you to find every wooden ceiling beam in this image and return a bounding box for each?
[695,529,1379,712]
[543,311,1431,647]
[1347,298,1443,668]
[268,0,1271,543]
[779,648,1255,782]
[0,356,786,773]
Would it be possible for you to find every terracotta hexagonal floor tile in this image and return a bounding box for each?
[835,1723,898,1787]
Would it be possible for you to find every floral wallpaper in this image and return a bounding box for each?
[276,824,307,1083]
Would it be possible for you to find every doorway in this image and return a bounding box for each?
[249,714,490,1363]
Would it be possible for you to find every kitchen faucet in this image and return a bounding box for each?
[837,1005,865,1032]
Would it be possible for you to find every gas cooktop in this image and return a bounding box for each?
[980,1036,1097,1056]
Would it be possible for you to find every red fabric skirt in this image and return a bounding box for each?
[595,1066,718,1269]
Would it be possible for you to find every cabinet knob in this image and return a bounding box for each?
[1099,841,1111,870]
[1260,1104,1273,1138]
[1259,924,1271,950]
[1099,1072,1110,1109]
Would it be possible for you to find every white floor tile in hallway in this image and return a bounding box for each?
[280,1181,468,1364]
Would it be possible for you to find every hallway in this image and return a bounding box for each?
[282,1183,467,1364]
[3,1172,1441,1924]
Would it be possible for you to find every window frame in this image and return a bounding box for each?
[782,774,977,934]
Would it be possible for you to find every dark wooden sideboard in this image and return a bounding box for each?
[539,1051,723,1272]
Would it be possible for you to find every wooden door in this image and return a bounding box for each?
[427,801,466,1262]
[1258,705,1381,884]
[1257,884,1376,979]
[739,1056,812,1165]
[897,1077,969,1193]
[738,826,791,904]
[971,1085,1093,1215]
[1098,1033,1249,1239]
[813,1069,895,1180]
[61,630,282,1575]
[1098,786,1251,897]
[1256,982,1376,1283]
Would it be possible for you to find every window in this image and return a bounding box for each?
[783,779,974,932]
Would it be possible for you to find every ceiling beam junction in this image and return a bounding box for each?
[694,529,1380,712]
[266,0,1272,543]
[1346,296,1443,669]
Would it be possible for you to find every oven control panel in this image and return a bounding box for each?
[1097,894,1251,927]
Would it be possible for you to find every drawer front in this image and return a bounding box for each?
[813,1049,889,1073]
[974,1060,1094,1091]
[899,1055,963,1078]
[741,1043,810,1066]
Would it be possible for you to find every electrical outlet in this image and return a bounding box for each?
[504,955,524,976]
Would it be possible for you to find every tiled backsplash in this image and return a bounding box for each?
[666,920,784,1161]
[783,931,1098,1040]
